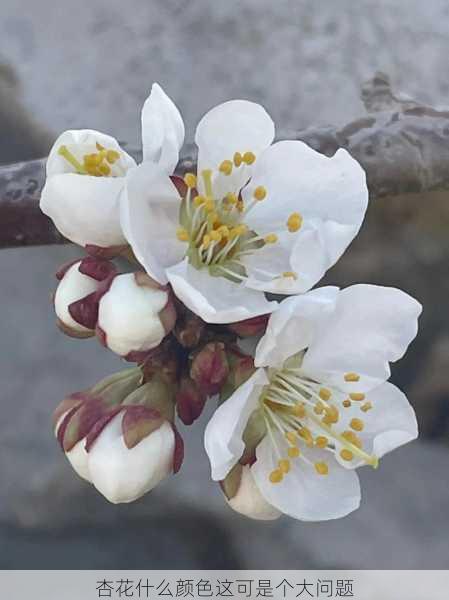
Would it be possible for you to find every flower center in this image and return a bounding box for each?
[178,155,303,282]
[259,360,377,484]
[58,142,125,177]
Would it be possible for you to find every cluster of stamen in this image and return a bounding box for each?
[177,152,303,278]
[58,142,123,177]
[260,366,377,484]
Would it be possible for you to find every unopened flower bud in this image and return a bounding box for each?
[54,370,183,503]
[190,342,230,396]
[176,377,206,425]
[221,464,281,521]
[97,272,176,359]
[54,368,142,483]
[228,314,269,338]
[54,257,115,338]
[87,406,183,504]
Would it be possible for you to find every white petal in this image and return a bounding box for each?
[195,100,274,196]
[46,129,135,177]
[66,438,91,483]
[204,369,269,481]
[54,261,99,332]
[88,414,175,504]
[120,163,186,284]
[227,465,281,521]
[302,285,422,391]
[242,141,368,291]
[252,433,361,521]
[166,259,278,324]
[40,173,127,247]
[98,273,168,357]
[141,83,185,173]
[255,287,339,369]
[242,228,328,295]
[335,381,418,469]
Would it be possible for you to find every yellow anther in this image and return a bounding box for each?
[96,142,105,151]
[314,401,325,415]
[350,393,365,402]
[85,165,99,176]
[269,469,283,484]
[233,152,243,167]
[83,153,98,167]
[253,186,267,201]
[287,212,303,233]
[242,151,256,165]
[194,195,206,207]
[217,225,230,238]
[292,403,305,418]
[106,149,120,164]
[279,459,291,474]
[219,160,233,175]
[361,402,373,413]
[342,431,362,448]
[340,449,354,462]
[298,427,313,446]
[319,388,332,401]
[98,163,111,176]
[176,228,189,242]
[282,271,298,279]
[322,405,339,425]
[209,230,222,242]
[285,431,297,445]
[225,192,238,205]
[315,462,329,475]
[202,234,211,249]
[204,198,215,212]
[201,169,213,196]
[342,399,352,408]
[183,172,197,188]
[315,436,329,449]
[350,418,364,432]
[288,446,300,458]
[264,233,278,244]
[344,372,360,382]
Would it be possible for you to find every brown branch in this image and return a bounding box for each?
[2,72,449,249]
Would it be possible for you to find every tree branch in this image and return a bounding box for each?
[2,72,449,249]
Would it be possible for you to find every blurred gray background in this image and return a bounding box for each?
[1,0,449,569]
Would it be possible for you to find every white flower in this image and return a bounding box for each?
[40,83,184,249]
[120,99,368,323]
[205,285,421,521]
[97,272,176,358]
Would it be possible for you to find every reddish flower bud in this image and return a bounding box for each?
[190,342,230,396]
[176,377,207,425]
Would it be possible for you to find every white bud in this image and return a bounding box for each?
[97,273,175,357]
[54,261,99,334]
[87,413,175,504]
[227,465,281,521]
